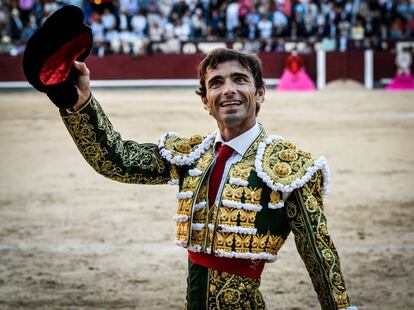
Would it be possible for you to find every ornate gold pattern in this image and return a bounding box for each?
[235,234,252,252]
[170,165,180,180]
[238,210,256,228]
[196,150,214,171]
[63,97,170,185]
[229,163,254,181]
[164,134,203,156]
[286,171,351,309]
[261,139,314,185]
[178,198,192,215]
[222,185,244,202]
[244,187,262,204]
[182,176,200,191]
[269,191,282,204]
[194,207,207,222]
[207,270,265,309]
[190,229,204,245]
[214,231,285,256]
[251,234,269,254]
[176,222,189,241]
[220,208,239,226]
[215,232,234,252]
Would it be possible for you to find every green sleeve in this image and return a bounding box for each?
[61,95,173,185]
[285,170,352,310]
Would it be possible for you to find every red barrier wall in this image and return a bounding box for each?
[0,51,400,83]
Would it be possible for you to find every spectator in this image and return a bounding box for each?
[257,14,272,39]
[18,0,36,24]
[226,0,239,39]
[273,8,288,36]
[131,10,148,39]
[9,9,23,41]
[2,0,414,55]
[149,21,164,42]
[90,13,105,56]
[191,8,207,39]
[321,34,337,51]
[21,17,37,42]
[105,26,121,54]
[101,8,116,32]
[119,0,139,29]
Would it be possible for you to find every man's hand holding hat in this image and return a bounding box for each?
[23,5,93,110]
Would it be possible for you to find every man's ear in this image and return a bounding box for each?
[202,97,210,111]
[256,87,265,104]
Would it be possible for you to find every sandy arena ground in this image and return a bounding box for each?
[0,88,413,309]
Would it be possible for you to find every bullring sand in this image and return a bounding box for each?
[0,88,413,309]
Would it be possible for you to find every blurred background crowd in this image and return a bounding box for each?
[0,0,413,56]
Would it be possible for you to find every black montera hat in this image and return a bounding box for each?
[23,5,93,108]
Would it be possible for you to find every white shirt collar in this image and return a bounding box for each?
[214,122,261,156]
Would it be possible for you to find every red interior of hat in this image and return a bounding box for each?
[39,32,91,85]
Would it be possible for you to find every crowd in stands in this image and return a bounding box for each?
[0,0,413,56]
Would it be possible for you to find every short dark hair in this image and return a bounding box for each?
[195,48,265,99]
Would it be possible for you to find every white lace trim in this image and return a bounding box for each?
[175,239,188,247]
[194,201,207,212]
[344,307,358,310]
[255,135,330,198]
[187,246,212,254]
[187,245,202,252]
[229,177,249,186]
[158,131,216,166]
[167,178,179,186]
[218,224,257,235]
[188,168,203,176]
[214,249,277,262]
[208,223,215,231]
[268,201,285,209]
[222,199,262,212]
[191,223,205,231]
[176,191,193,199]
[173,214,189,222]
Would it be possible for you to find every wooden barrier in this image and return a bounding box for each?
[0,51,404,84]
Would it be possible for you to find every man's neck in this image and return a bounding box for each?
[218,122,256,141]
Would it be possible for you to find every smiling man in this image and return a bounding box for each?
[57,48,356,309]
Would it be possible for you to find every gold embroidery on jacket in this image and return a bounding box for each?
[230,163,253,180]
[63,98,168,185]
[194,207,207,222]
[176,222,189,241]
[196,150,214,171]
[270,191,282,204]
[190,229,204,245]
[286,171,351,309]
[244,187,262,204]
[178,199,192,215]
[164,134,202,156]
[207,270,265,309]
[234,234,252,252]
[182,176,200,191]
[251,234,269,253]
[222,185,244,202]
[93,100,167,173]
[220,208,239,226]
[238,209,256,228]
[197,185,208,202]
[215,232,234,252]
[170,165,180,180]
[261,140,314,185]
[267,235,286,254]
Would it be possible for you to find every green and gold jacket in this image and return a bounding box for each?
[62,96,352,309]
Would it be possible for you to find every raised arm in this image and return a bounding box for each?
[61,62,174,185]
[285,170,354,310]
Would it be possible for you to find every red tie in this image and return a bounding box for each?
[209,144,234,207]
